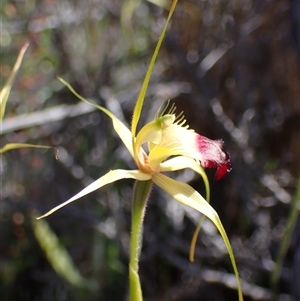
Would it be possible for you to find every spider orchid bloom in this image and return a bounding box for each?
[37,79,243,298]
[38,1,243,299]
[37,92,232,223]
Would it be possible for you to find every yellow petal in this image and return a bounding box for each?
[134,114,175,161]
[136,115,174,147]
[0,42,29,120]
[153,173,215,226]
[152,173,243,301]
[160,156,208,195]
[148,124,200,170]
[160,156,210,262]
[131,0,178,138]
[148,147,174,171]
[58,77,134,158]
[135,120,163,151]
[37,169,151,219]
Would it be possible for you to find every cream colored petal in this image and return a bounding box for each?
[109,116,133,158]
[135,115,174,152]
[148,146,175,171]
[37,169,151,219]
[153,173,215,220]
[148,124,200,169]
[160,156,210,261]
[159,124,200,157]
[152,173,243,301]
[58,78,134,158]
[160,156,203,175]
[134,120,163,161]
[160,155,209,199]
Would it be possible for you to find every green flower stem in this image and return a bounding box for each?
[129,180,152,301]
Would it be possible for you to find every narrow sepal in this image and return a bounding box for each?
[131,0,178,138]
[152,173,243,301]
[37,169,151,219]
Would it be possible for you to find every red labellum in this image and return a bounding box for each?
[196,135,232,180]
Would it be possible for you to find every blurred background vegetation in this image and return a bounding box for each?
[1,0,300,300]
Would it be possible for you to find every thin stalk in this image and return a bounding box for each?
[129,180,152,301]
[271,179,300,299]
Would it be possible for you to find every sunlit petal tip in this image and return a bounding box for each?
[196,135,232,180]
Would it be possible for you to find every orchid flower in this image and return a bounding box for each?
[37,1,243,300]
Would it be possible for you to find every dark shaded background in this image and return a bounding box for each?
[1,0,300,300]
